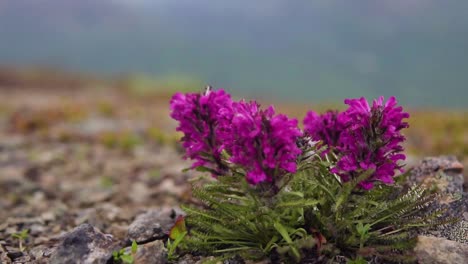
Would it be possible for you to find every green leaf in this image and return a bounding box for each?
[169,216,187,240]
[120,254,134,264]
[131,240,138,254]
[168,231,188,259]
[356,222,370,235]
[348,256,367,264]
[335,169,374,214]
[274,222,300,261]
[195,166,215,173]
[11,229,29,239]
[276,199,319,208]
[264,235,279,252]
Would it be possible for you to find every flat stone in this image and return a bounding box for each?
[30,245,47,260]
[129,182,151,203]
[127,208,181,243]
[415,236,468,264]
[131,240,167,264]
[176,254,198,264]
[76,187,114,206]
[176,255,244,264]
[175,255,204,264]
[49,223,119,264]
[0,255,11,264]
[6,251,23,261]
[223,255,246,264]
[10,254,31,262]
[75,204,121,231]
[0,243,11,264]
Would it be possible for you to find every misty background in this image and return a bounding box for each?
[1,0,467,108]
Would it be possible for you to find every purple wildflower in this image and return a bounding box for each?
[224,101,302,184]
[332,96,409,189]
[169,88,233,175]
[303,110,345,151]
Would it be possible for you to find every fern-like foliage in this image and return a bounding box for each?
[178,147,456,263]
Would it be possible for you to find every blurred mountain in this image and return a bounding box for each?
[0,0,467,107]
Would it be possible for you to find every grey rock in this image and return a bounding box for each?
[30,245,47,261]
[224,255,246,264]
[49,223,118,264]
[128,208,181,243]
[410,156,467,243]
[176,254,202,264]
[409,156,464,195]
[74,118,119,135]
[29,241,55,261]
[440,193,468,243]
[29,223,46,236]
[128,240,167,264]
[415,236,468,264]
[442,220,468,244]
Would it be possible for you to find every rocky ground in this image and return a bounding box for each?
[0,87,466,264]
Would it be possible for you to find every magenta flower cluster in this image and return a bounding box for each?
[304,96,409,189]
[224,101,302,184]
[303,110,344,152]
[171,87,409,190]
[170,89,302,184]
[170,89,232,175]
